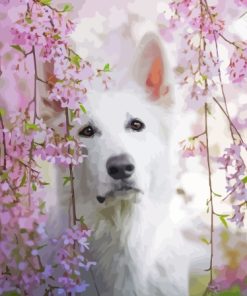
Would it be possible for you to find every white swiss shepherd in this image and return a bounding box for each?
[46,33,208,296]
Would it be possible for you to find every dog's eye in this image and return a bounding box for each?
[127,119,145,132]
[78,125,96,137]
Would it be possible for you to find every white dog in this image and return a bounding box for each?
[44,33,208,296]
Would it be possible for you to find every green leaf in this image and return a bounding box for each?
[63,3,73,12]
[213,191,222,197]
[242,176,247,184]
[71,273,77,280]
[39,201,46,213]
[40,0,51,5]
[219,215,228,228]
[25,122,40,131]
[40,181,50,186]
[53,34,61,40]
[56,79,65,83]
[79,103,87,114]
[2,291,21,296]
[37,244,47,250]
[20,173,27,187]
[1,171,8,181]
[70,53,81,68]
[70,109,75,121]
[200,237,210,245]
[0,107,5,116]
[25,16,32,24]
[32,183,37,191]
[11,45,26,55]
[79,216,85,225]
[66,135,74,141]
[216,285,241,296]
[14,193,22,199]
[52,264,58,268]
[103,63,110,72]
[63,176,72,186]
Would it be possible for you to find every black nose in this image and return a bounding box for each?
[106,154,135,180]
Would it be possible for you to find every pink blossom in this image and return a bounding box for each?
[228,48,247,83]
[180,137,207,158]
[1,182,9,192]
[210,256,247,293]
[169,0,196,17]
[228,204,245,227]
[190,13,224,43]
[234,0,247,6]
[0,212,11,225]
[0,1,94,293]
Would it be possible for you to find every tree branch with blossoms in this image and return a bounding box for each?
[159,0,247,294]
[0,0,113,293]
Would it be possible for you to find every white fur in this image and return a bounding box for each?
[46,34,208,296]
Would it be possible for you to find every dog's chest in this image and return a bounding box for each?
[90,202,188,296]
[93,227,153,296]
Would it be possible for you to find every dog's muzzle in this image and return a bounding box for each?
[96,186,142,204]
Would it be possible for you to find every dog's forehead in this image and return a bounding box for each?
[83,89,152,123]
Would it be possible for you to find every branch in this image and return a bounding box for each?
[24,49,33,58]
[32,46,38,122]
[27,46,39,204]
[203,0,244,145]
[65,107,77,225]
[212,97,245,145]
[0,113,7,170]
[204,103,214,286]
[219,33,242,50]
[190,131,206,140]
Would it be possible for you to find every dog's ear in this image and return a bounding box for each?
[38,61,64,125]
[133,33,171,104]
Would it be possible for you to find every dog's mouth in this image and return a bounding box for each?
[96,185,142,204]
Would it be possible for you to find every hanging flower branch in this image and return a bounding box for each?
[159,0,247,294]
[0,0,109,294]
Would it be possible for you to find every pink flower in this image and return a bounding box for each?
[234,0,247,6]
[1,182,9,192]
[0,212,11,225]
[190,13,224,43]
[228,205,245,227]
[180,137,207,158]
[228,49,247,83]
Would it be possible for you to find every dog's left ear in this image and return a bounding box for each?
[133,33,171,104]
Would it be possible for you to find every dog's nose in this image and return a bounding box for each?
[106,154,135,180]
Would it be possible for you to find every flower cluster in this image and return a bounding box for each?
[11,1,74,60]
[160,0,247,109]
[180,136,207,158]
[209,256,247,293]
[234,0,247,6]
[0,194,47,294]
[54,226,96,294]
[35,131,86,166]
[218,145,247,201]
[0,0,96,294]
[228,48,247,84]
[218,144,247,226]
[162,0,247,293]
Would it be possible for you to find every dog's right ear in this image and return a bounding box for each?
[38,61,64,125]
[133,33,172,106]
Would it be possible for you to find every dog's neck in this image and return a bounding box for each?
[92,176,174,241]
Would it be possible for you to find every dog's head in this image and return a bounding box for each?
[72,33,174,206]
[41,33,174,208]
